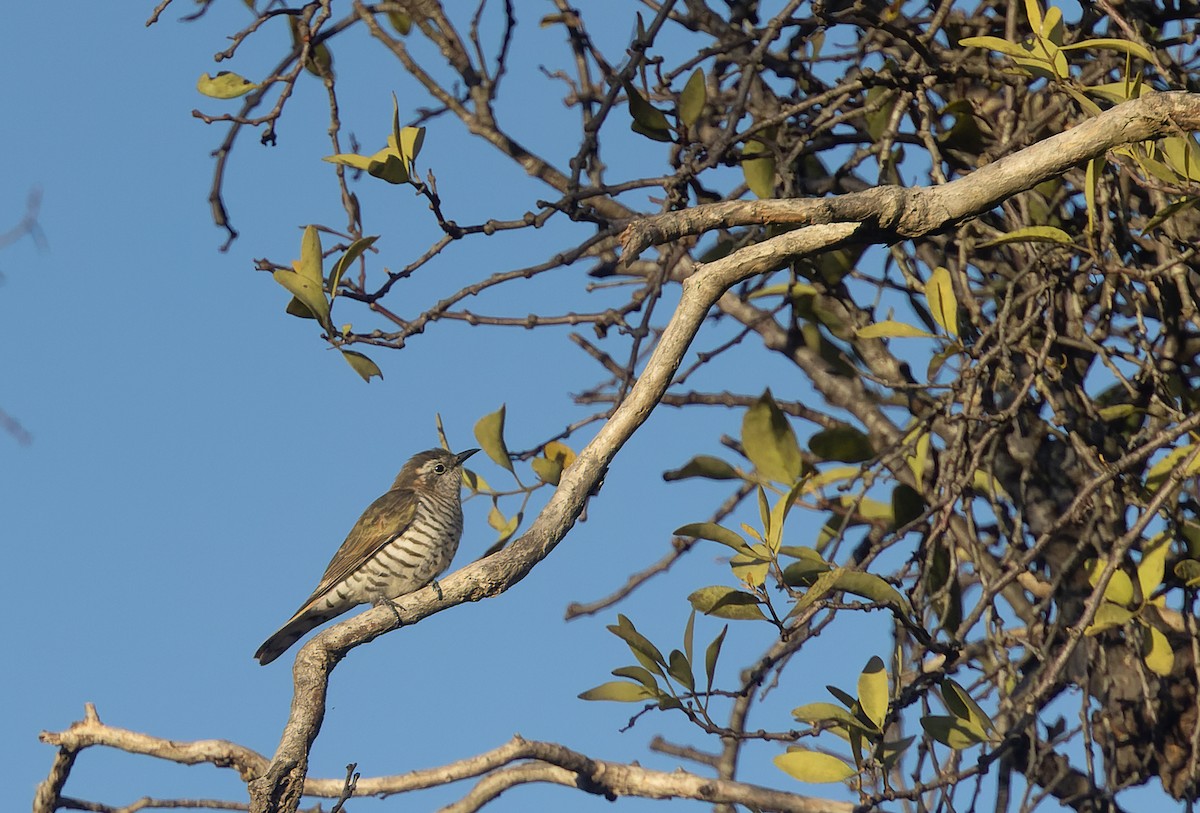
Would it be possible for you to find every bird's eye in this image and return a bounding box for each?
[433,463,447,474]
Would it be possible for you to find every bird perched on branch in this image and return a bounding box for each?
[255,447,479,665]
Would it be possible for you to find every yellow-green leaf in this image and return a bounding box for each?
[273,269,330,328]
[473,406,513,472]
[341,350,382,382]
[856,320,936,339]
[1143,625,1174,677]
[742,136,776,198]
[663,455,739,481]
[1060,38,1155,63]
[925,266,958,338]
[774,749,857,783]
[578,681,658,702]
[942,678,996,736]
[1174,559,1200,587]
[704,625,727,690]
[921,715,986,749]
[1087,560,1134,606]
[977,226,1073,247]
[741,390,803,483]
[679,68,706,128]
[857,656,888,731]
[675,522,750,554]
[1084,601,1136,635]
[624,82,672,142]
[197,71,258,99]
[329,235,379,297]
[687,586,767,620]
[791,702,876,732]
[1137,533,1169,599]
[386,10,413,35]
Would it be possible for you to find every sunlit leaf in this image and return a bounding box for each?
[608,614,667,675]
[679,68,706,128]
[341,349,382,382]
[1084,601,1136,634]
[578,680,658,702]
[941,679,996,736]
[791,702,876,733]
[273,269,330,329]
[687,586,767,620]
[612,665,660,691]
[328,235,379,297]
[675,522,750,554]
[742,136,776,198]
[741,390,803,483]
[856,320,936,339]
[197,71,258,99]
[1086,559,1134,606]
[1174,559,1200,587]
[1137,533,1170,599]
[774,749,857,783]
[473,406,513,472]
[977,226,1073,247]
[925,266,958,338]
[921,715,986,749]
[1143,624,1174,677]
[1060,38,1155,63]
[858,656,888,731]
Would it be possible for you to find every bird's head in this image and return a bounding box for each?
[393,447,480,495]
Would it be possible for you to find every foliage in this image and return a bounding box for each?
[39,1,1200,812]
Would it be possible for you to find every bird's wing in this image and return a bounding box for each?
[291,486,419,614]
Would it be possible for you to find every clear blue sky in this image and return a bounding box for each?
[2,3,884,811]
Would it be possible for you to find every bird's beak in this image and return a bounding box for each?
[455,448,481,466]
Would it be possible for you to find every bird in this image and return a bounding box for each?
[255,447,479,665]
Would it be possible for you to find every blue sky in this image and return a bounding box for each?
[3,3,885,811]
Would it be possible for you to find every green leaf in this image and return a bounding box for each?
[797,567,909,613]
[473,406,513,472]
[683,609,696,672]
[624,82,672,142]
[328,235,379,298]
[674,522,750,554]
[704,625,727,691]
[679,68,706,128]
[687,586,767,620]
[941,678,996,736]
[856,320,936,339]
[1086,559,1134,605]
[341,350,382,382]
[925,266,958,338]
[742,136,776,198]
[668,649,694,691]
[273,269,331,329]
[1060,38,1155,63]
[386,10,412,34]
[791,702,876,733]
[858,656,888,731]
[612,665,660,691]
[1173,559,1200,587]
[730,544,772,588]
[977,226,1073,247]
[609,614,667,675]
[774,749,857,783]
[663,455,740,481]
[1084,601,1137,634]
[398,126,426,164]
[1137,533,1169,599]
[826,684,858,711]
[197,71,258,99]
[921,715,986,749]
[891,484,925,528]
[578,681,658,702]
[297,224,324,283]
[285,296,316,320]
[1147,444,1200,492]
[1143,624,1174,677]
[741,390,803,483]
[809,426,874,463]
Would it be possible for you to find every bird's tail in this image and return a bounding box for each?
[254,608,339,665]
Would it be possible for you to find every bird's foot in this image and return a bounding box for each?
[432,579,444,600]
[379,597,404,628]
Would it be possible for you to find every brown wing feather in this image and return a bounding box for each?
[287,485,419,618]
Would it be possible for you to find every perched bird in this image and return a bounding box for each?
[255,447,479,665]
